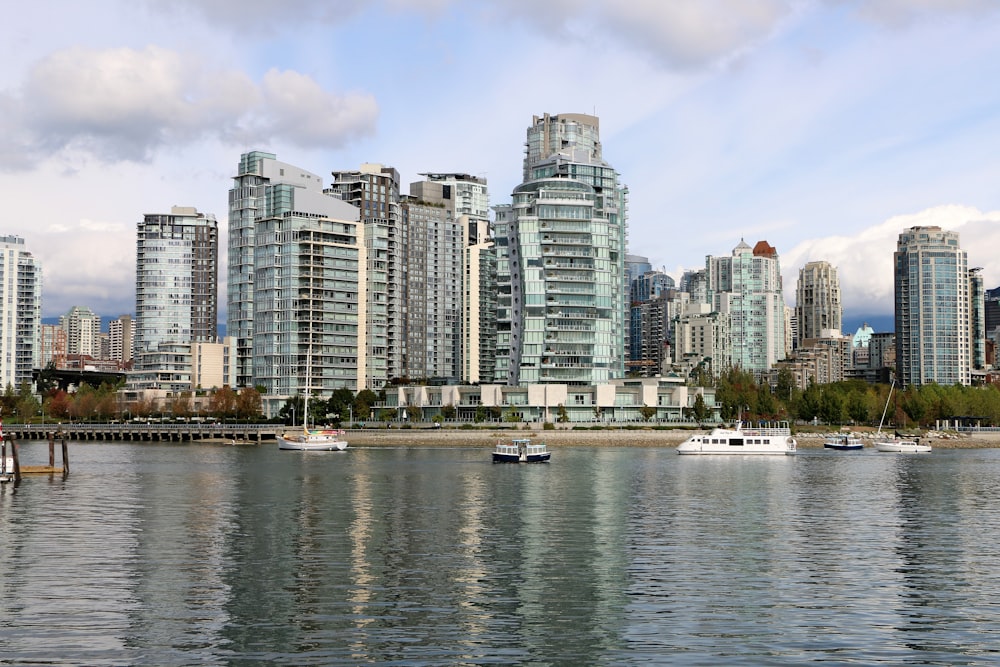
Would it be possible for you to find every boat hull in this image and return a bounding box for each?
[492,452,550,463]
[277,435,348,451]
[824,437,864,451]
[677,446,795,455]
[875,440,931,453]
[677,422,796,455]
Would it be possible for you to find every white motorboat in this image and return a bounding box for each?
[874,379,931,453]
[677,421,796,455]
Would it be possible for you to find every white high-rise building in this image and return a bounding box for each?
[228,151,364,411]
[0,235,42,389]
[706,239,786,379]
[59,305,102,359]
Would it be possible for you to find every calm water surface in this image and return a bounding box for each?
[2,441,999,665]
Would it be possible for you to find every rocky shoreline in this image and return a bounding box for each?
[333,426,1000,449]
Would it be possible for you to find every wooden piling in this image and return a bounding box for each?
[11,440,22,482]
[61,435,69,476]
[6,433,67,477]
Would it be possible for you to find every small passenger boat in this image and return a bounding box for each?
[823,434,864,450]
[677,421,796,455]
[492,438,550,463]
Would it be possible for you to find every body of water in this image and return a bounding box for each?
[2,441,999,665]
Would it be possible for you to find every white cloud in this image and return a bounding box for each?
[35,219,136,317]
[0,46,378,171]
[783,204,1000,318]
[141,0,365,33]
[836,0,1000,25]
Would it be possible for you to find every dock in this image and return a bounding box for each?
[2,427,69,483]
[4,422,279,443]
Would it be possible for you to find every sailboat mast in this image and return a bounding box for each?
[877,379,895,436]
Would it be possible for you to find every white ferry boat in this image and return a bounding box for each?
[492,438,550,463]
[677,421,797,455]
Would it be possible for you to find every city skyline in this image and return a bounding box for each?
[3,2,1000,321]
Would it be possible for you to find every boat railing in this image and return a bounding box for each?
[740,421,792,437]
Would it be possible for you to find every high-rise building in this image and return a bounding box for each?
[135,206,218,358]
[628,270,676,375]
[231,156,363,404]
[462,216,497,384]
[59,305,102,359]
[494,112,628,385]
[795,261,842,348]
[109,314,134,366]
[229,152,329,388]
[894,226,981,386]
[328,164,402,390]
[401,173,496,382]
[706,239,786,379]
[397,194,461,381]
[0,235,42,389]
[672,302,732,379]
[39,324,67,369]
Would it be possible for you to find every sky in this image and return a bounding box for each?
[3,0,1000,331]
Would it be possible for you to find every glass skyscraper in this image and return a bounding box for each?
[706,239,786,379]
[894,225,979,386]
[228,151,362,404]
[0,235,41,389]
[494,113,628,386]
[135,206,218,358]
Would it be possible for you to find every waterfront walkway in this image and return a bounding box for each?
[5,422,278,442]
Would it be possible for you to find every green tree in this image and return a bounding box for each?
[847,390,871,424]
[692,393,709,421]
[819,390,845,425]
[440,404,456,421]
[556,404,569,423]
[355,389,378,422]
[639,405,657,422]
[15,386,41,422]
[324,387,356,423]
[406,404,422,423]
[797,382,822,422]
[278,395,305,424]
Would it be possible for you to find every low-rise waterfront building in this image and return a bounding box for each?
[375,377,719,424]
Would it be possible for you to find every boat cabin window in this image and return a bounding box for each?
[730,438,743,446]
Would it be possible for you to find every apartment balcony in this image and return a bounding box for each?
[541,235,592,246]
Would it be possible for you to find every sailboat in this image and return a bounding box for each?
[277,347,348,452]
[874,379,931,453]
